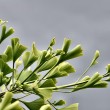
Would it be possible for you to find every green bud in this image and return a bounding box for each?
[50,37,56,46]
[22,84,32,91]
[91,50,100,65]
[62,38,71,53]
[106,64,110,73]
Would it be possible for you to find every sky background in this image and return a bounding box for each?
[0,0,110,110]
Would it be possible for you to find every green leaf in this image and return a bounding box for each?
[4,27,15,39]
[15,58,22,69]
[21,98,45,110]
[54,100,66,106]
[91,80,108,88]
[106,64,110,73]
[0,92,23,110]
[40,79,56,88]
[37,50,47,66]
[83,72,102,88]
[5,101,23,110]
[22,51,38,69]
[0,54,7,62]
[46,62,75,78]
[0,59,13,76]
[22,52,37,69]
[37,57,58,72]
[0,72,10,86]
[103,64,110,77]
[0,25,6,43]
[18,69,38,83]
[61,38,71,53]
[0,26,14,44]
[40,104,51,110]
[33,87,53,100]
[58,103,78,110]
[32,42,41,58]
[59,45,83,62]
[58,62,75,73]
[11,38,27,62]
[3,45,13,62]
[11,38,19,49]
[0,92,13,110]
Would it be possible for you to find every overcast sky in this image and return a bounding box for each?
[0,0,110,110]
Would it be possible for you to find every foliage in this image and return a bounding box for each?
[0,19,109,110]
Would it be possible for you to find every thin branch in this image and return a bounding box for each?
[47,100,58,110]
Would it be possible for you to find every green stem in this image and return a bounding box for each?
[44,80,88,90]
[76,64,92,82]
[16,68,24,80]
[12,61,15,85]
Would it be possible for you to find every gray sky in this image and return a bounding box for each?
[0,0,110,110]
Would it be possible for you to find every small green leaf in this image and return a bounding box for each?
[33,87,53,100]
[91,80,108,88]
[46,62,75,78]
[15,58,22,69]
[18,69,38,83]
[40,79,56,88]
[22,51,38,69]
[37,50,47,66]
[59,62,75,73]
[0,59,13,76]
[11,38,19,49]
[83,72,102,88]
[11,38,27,62]
[0,92,13,110]
[32,42,41,58]
[91,50,100,66]
[106,64,110,73]
[54,100,66,106]
[0,54,7,62]
[37,57,58,72]
[61,38,71,53]
[3,45,13,62]
[4,27,15,39]
[0,26,14,44]
[0,25,6,43]
[40,104,51,110]
[5,101,23,110]
[59,45,83,62]
[21,98,45,110]
[103,64,110,77]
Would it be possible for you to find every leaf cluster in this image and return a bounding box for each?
[0,19,109,110]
